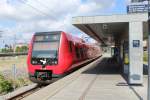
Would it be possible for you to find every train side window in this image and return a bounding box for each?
[82,48,85,56]
[69,41,72,52]
[80,48,83,58]
[79,48,81,58]
[81,48,84,57]
[78,48,81,58]
[75,46,80,58]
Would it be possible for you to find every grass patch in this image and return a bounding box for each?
[0,56,32,95]
[0,56,27,71]
[0,74,13,94]
[0,74,31,95]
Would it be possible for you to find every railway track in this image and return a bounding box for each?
[2,57,99,100]
[8,85,43,100]
[0,52,27,57]
[23,57,102,100]
[2,79,59,100]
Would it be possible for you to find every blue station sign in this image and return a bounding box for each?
[127,3,150,13]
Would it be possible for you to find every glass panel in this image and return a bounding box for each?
[34,34,60,42]
[33,42,59,51]
[32,42,59,58]
[31,33,60,65]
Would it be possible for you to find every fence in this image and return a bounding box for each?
[0,52,28,57]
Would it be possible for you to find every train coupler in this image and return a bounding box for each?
[35,70,52,81]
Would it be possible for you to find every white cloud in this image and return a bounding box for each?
[0,0,116,44]
[88,0,115,8]
[125,0,131,4]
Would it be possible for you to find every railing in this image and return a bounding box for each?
[0,52,28,57]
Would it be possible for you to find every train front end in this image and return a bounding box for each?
[27,32,61,83]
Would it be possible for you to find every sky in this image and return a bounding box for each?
[0,0,130,48]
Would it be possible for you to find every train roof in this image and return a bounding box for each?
[34,31,62,35]
[65,33,83,42]
[34,31,87,44]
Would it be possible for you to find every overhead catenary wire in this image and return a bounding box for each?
[34,0,67,27]
[36,0,53,12]
[18,0,65,28]
[19,0,57,20]
[1,0,69,46]
[34,0,60,21]
[37,0,58,15]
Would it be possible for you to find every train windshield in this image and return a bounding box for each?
[32,34,60,59]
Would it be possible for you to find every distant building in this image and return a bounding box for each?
[127,0,150,13]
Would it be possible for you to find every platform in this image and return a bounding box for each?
[24,57,147,100]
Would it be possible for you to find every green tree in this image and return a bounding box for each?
[1,48,13,53]
[15,47,21,52]
[21,46,28,52]
[15,46,28,53]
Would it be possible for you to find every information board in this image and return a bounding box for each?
[127,4,150,13]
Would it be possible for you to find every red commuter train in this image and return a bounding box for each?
[27,31,101,84]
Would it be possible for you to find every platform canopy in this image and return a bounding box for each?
[72,13,148,45]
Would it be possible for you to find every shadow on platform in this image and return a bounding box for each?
[82,57,144,100]
[82,57,121,75]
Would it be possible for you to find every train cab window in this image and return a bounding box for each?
[69,41,72,52]
[31,33,60,65]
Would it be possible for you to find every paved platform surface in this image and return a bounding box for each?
[48,58,147,100]
[25,56,147,100]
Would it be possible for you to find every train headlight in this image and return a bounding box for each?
[55,61,57,64]
[52,61,54,64]
[32,60,37,64]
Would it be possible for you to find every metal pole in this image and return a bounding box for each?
[12,64,17,80]
[148,0,150,100]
